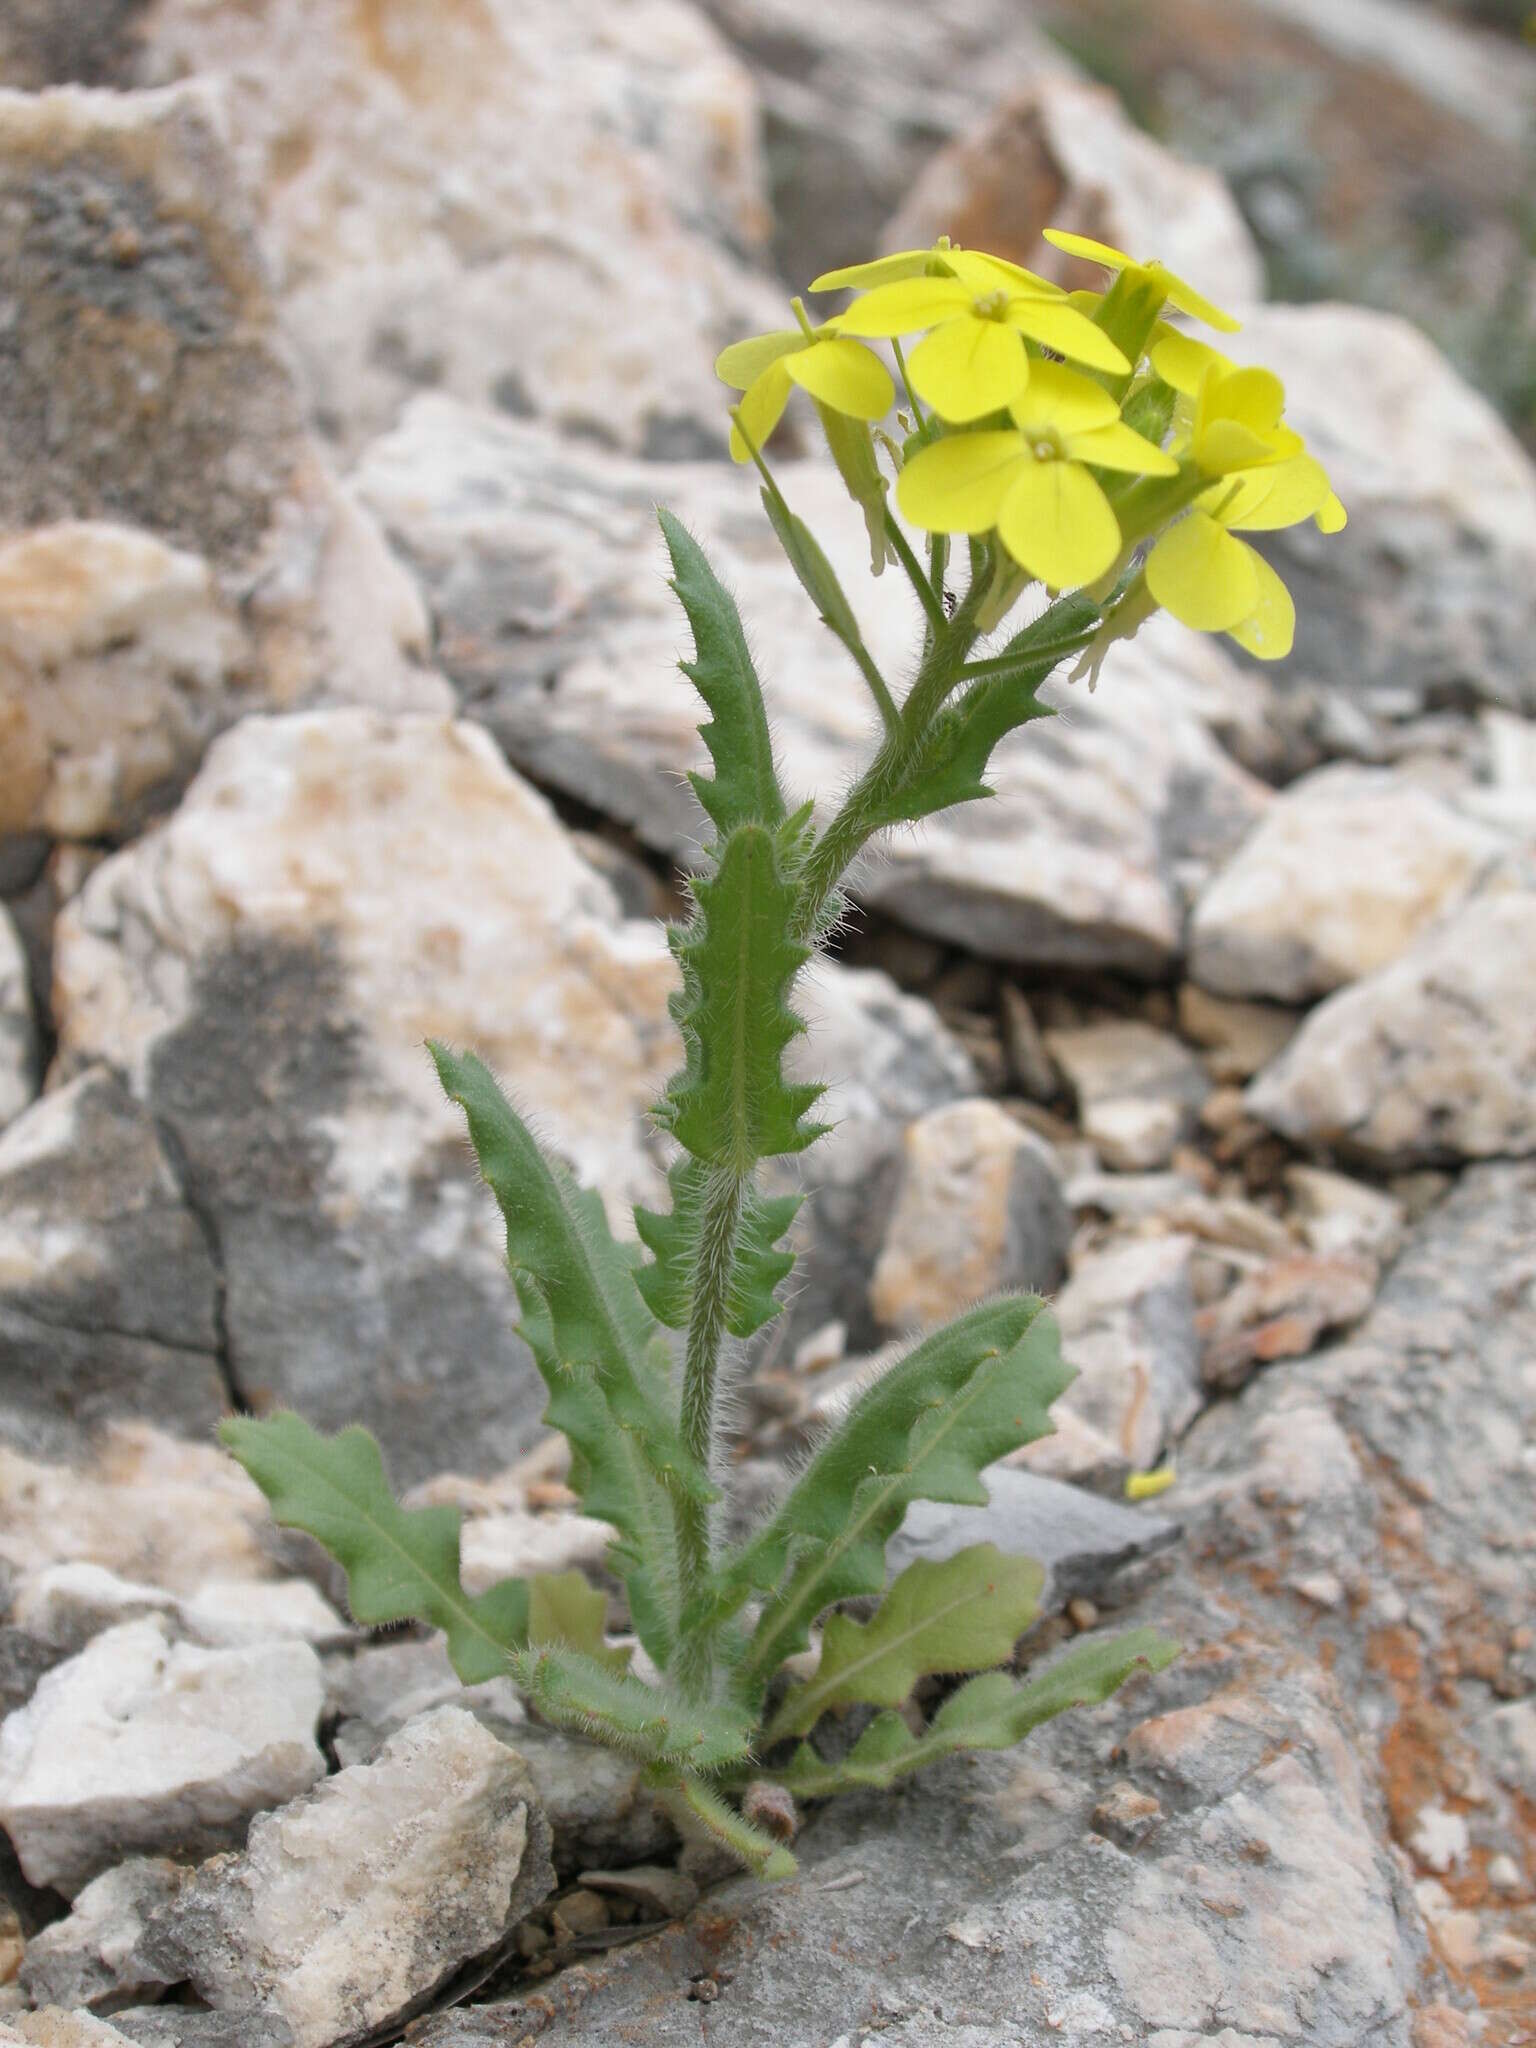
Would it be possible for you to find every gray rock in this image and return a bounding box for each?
[0,911,36,1132]
[867,1100,1069,1335]
[353,398,1269,977]
[136,1708,555,2048]
[1247,884,1536,1164]
[9,1564,346,1659]
[19,1857,186,2012]
[505,1726,674,1878]
[0,1617,325,1896]
[324,1636,525,1772]
[0,2016,147,2047]
[109,2014,292,2048]
[1044,1021,1212,1171]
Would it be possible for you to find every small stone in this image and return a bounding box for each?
[578,1866,698,1921]
[18,1859,185,2012]
[1091,1782,1163,1848]
[792,1321,846,1375]
[0,910,37,1133]
[0,1904,19,1984]
[1412,2004,1477,2048]
[1486,1852,1524,1893]
[1409,1805,1469,1874]
[549,1888,610,1943]
[1197,1254,1379,1390]
[1176,983,1298,1083]
[1065,1599,1098,1633]
[999,984,1059,1101]
[1283,1165,1406,1264]
[2,2015,145,2046]
[1047,1021,1211,1172]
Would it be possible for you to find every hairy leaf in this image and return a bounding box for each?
[868,667,1056,823]
[658,508,785,845]
[510,1645,754,1771]
[634,1158,801,1338]
[771,1629,1178,1796]
[657,1774,797,1881]
[431,1043,702,1666]
[765,1543,1044,1740]
[727,1298,1073,1696]
[660,823,827,1171]
[219,1413,528,1685]
[528,1570,630,1676]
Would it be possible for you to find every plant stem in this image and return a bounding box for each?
[886,513,947,635]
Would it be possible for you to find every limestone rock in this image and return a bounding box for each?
[0,83,444,849]
[0,912,36,1132]
[886,75,1263,305]
[0,1617,325,1895]
[1196,1251,1380,1390]
[136,1708,555,2048]
[18,1858,185,2013]
[323,1636,525,1773]
[0,1069,225,1460]
[1247,886,1536,1164]
[112,0,776,458]
[10,1564,346,1659]
[354,399,1268,975]
[1190,764,1508,1002]
[868,1099,1070,1333]
[1,2017,144,2048]
[1176,981,1299,1083]
[1284,1164,1407,1264]
[1045,1020,1211,1171]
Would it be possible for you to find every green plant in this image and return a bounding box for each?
[225,231,1345,1879]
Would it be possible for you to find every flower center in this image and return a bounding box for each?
[1028,430,1063,462]
[973,289,1010,321]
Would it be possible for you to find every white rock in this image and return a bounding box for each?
[868,1099,1069,1332]
[1248,887,1536,1164]
[1189,764,1507,1001]
[1177,983,1299,1083]
[1045,1020,1211,1171]
[1410,1804,1470,1874]
[0,908,37,1131]
[352,398,1269,976]
[0,2016,143,2047]
[137,1707,553,2048]
[18,1858,185,2013]
[1284,1165,1406,1264]
[456,1511,612,1594]
[0,1617,325,1895]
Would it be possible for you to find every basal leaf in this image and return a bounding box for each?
[634,1157,801,1338]
[728,1298,1073,1698]
[771,1628,1178,1797]
[527,1570,631,1676]
[658,507,785,845]
[765,1543,1043,1740]
[219,1413,528,1685]
[510,1645,754,1771]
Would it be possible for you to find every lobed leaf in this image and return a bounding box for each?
[219,1413,529,1685]
[657,508,785,846]
[771,1628,1179,1797]
[527,1570,631,1676]
[765,1543,1044,1741]
[634,1157,802,1339]
[510,1645,754,1772]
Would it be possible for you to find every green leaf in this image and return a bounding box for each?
[725,1298,1073,1698]
[634,1158,801,1338]
[656,1774,797,1881]
[659,823,827,1172]
[760,487,866,652]
[765,1543,1044,1741]
[431,1043,703,1667]
[771,1629,1179,1797]
[219,1413,529,1685]
[527,1570,630,1676]
[510,1645,754,1771]
[814,403,891,577]
[658,507,785,845]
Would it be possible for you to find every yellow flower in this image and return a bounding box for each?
[1042,229,1240,334]
[1146,456,1347,660]
[829,250,1130,424]
[715,317,894,464]
[896,362,1176,589]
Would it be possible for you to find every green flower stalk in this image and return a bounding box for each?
[224,224,1347,1883]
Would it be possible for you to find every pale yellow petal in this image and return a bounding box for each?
[1226,552,1296,660]
[830,277,973,338]
[1042,227,1135,270]
[1150,328,1232,397]
[1008,359,1118,436]
[906,318,1029,422]
[1146,511,1259,630]
[895,431,1028,533]
[1315,490,1348,534]
[1203,366,1286,435]
[996,458,1121,590]
[809,249,950,292]
[1005,296,1129,374]
[728,358,794,463]
[1222,453,1332,531]
[715,329,804,390]
[947,248,1061,297]
[1154,264,1241,334]
[785,336,895,420]
[1067,419,1180,476]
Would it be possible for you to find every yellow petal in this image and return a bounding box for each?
[1226,551,1295,661]
[1067,419,1180,476]
[1219,453,1332,531]
[830,277,972,338]
[1193,418,1299,476]
[1315,490,1348,534]
[1153,264,1240,334]
[1125,1465,1176,1501]
[786,336,894,420]
[906,318,1029,422]
[1042,227,1135,270]
[996,458,1121,590]
[895,431,1029,534]
[1008,359,1118,436]
[1146,511,1259,630]
[1005,296,1129,374]
[1150,328,1232,397]
[809,247,955,292]
[947,248,1061,297]
[1203,365,1286,434]
[728,358,794,463]
[715,329,803,390]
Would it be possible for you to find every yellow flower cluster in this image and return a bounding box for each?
[716,230,1346,663]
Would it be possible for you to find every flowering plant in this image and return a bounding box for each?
[224,231,1344,1879]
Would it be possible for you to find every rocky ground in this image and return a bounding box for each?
[0,2,1533,2044]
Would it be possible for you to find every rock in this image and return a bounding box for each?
[1064,1166,1206,1221]
[1284,1164,1407,1264]
[1090,1780,1163,1849]
[0,912,36,1131]
[1189,764,1508,1002]
[108,2014,291,2048]
[1176,982,1299,1083]
[1196,1251,1380,1390]
[504,1726,673,1878]
[107,0,776,458]
[0,1070,226,1460]
[1044,1021,1212,1171]
[136,1708,555,2048]
[1022,1235,1202,1483]
[353,398,1269,976]
[1,2016,144,2048]
[577,1867,699,1922]
[886,75,1263,305]
[18,1858,185,2013]
[867,1099,1070,1333]
[887,1466,1179,1611]
[999,983,1059,1102]
[0,1617,325,1895]
[1225,305,1536,725]
[323,1637,526,1772]
[10,1564,347,1658]
[1247,885,1536,1165]
[0,83,442,850]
